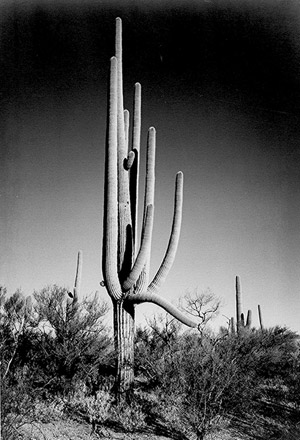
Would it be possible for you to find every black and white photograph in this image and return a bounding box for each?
[1,1,300,439]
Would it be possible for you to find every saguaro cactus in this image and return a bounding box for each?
[235,275,252,334]
[245,309,252,329]
[67,250,82,319]
[102,18,198,396]
[258,304,264,330]
[236,275,242,333]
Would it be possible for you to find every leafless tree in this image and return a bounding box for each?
[180,288,221,333]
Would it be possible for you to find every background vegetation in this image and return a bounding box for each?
[1,285,299,440]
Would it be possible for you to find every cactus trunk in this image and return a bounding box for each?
[113,300,135,396]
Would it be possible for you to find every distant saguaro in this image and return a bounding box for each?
[236,275,242,333]
[258,304,264,330]
[235,275,252,334]
[67,250,82,318]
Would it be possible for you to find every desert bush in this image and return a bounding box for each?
[31,285,112,395]
[0,288,39,439]
[1,367,38,440]
[135,313,182,389]
[64,383,112,431]
[63,385,149,434]
[0,285,115,437]
[166,333,241,439]
[0,288,35,380]
[109,394,147,433]
[178,328,300,439]
[136,317,300,440]
[33,397,66,423]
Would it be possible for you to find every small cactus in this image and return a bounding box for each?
[246,309,252,329]
[235,276,252,333]
[258,304,264,330]
[240,312,245,328]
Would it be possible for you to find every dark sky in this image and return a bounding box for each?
[2,1,300,108]
[1,0,300,332]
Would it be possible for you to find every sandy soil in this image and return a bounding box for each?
[19,419,243,440]
[20,420,173,440]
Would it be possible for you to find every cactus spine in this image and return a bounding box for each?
[102,18,198,396]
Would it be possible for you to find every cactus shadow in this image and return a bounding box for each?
[103,412,189,440]
[103,420,189,440]
[230,409,300,440]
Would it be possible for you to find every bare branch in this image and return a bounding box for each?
[180,288,221,332]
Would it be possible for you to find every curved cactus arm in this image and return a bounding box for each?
[130,82,141,249]
[122,204,154,291]
[148,171,183,294]
[132,290,198,328]
[102,56,122,301]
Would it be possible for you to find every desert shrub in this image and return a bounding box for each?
[33,397,66,423]
[135,317,300,440]
[1,367,38,440]
[0,288,35,380]
[64,383,113,431]
[109,394,147,433]
[135,314,182,389]
[0,285,115,437]
[165,333,242,439]
[0,288,39,439]
[64,385,149,434]
[31,285,112,396]
[183,328,300,439]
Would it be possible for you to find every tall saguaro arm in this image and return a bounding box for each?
[66,250,82,325]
